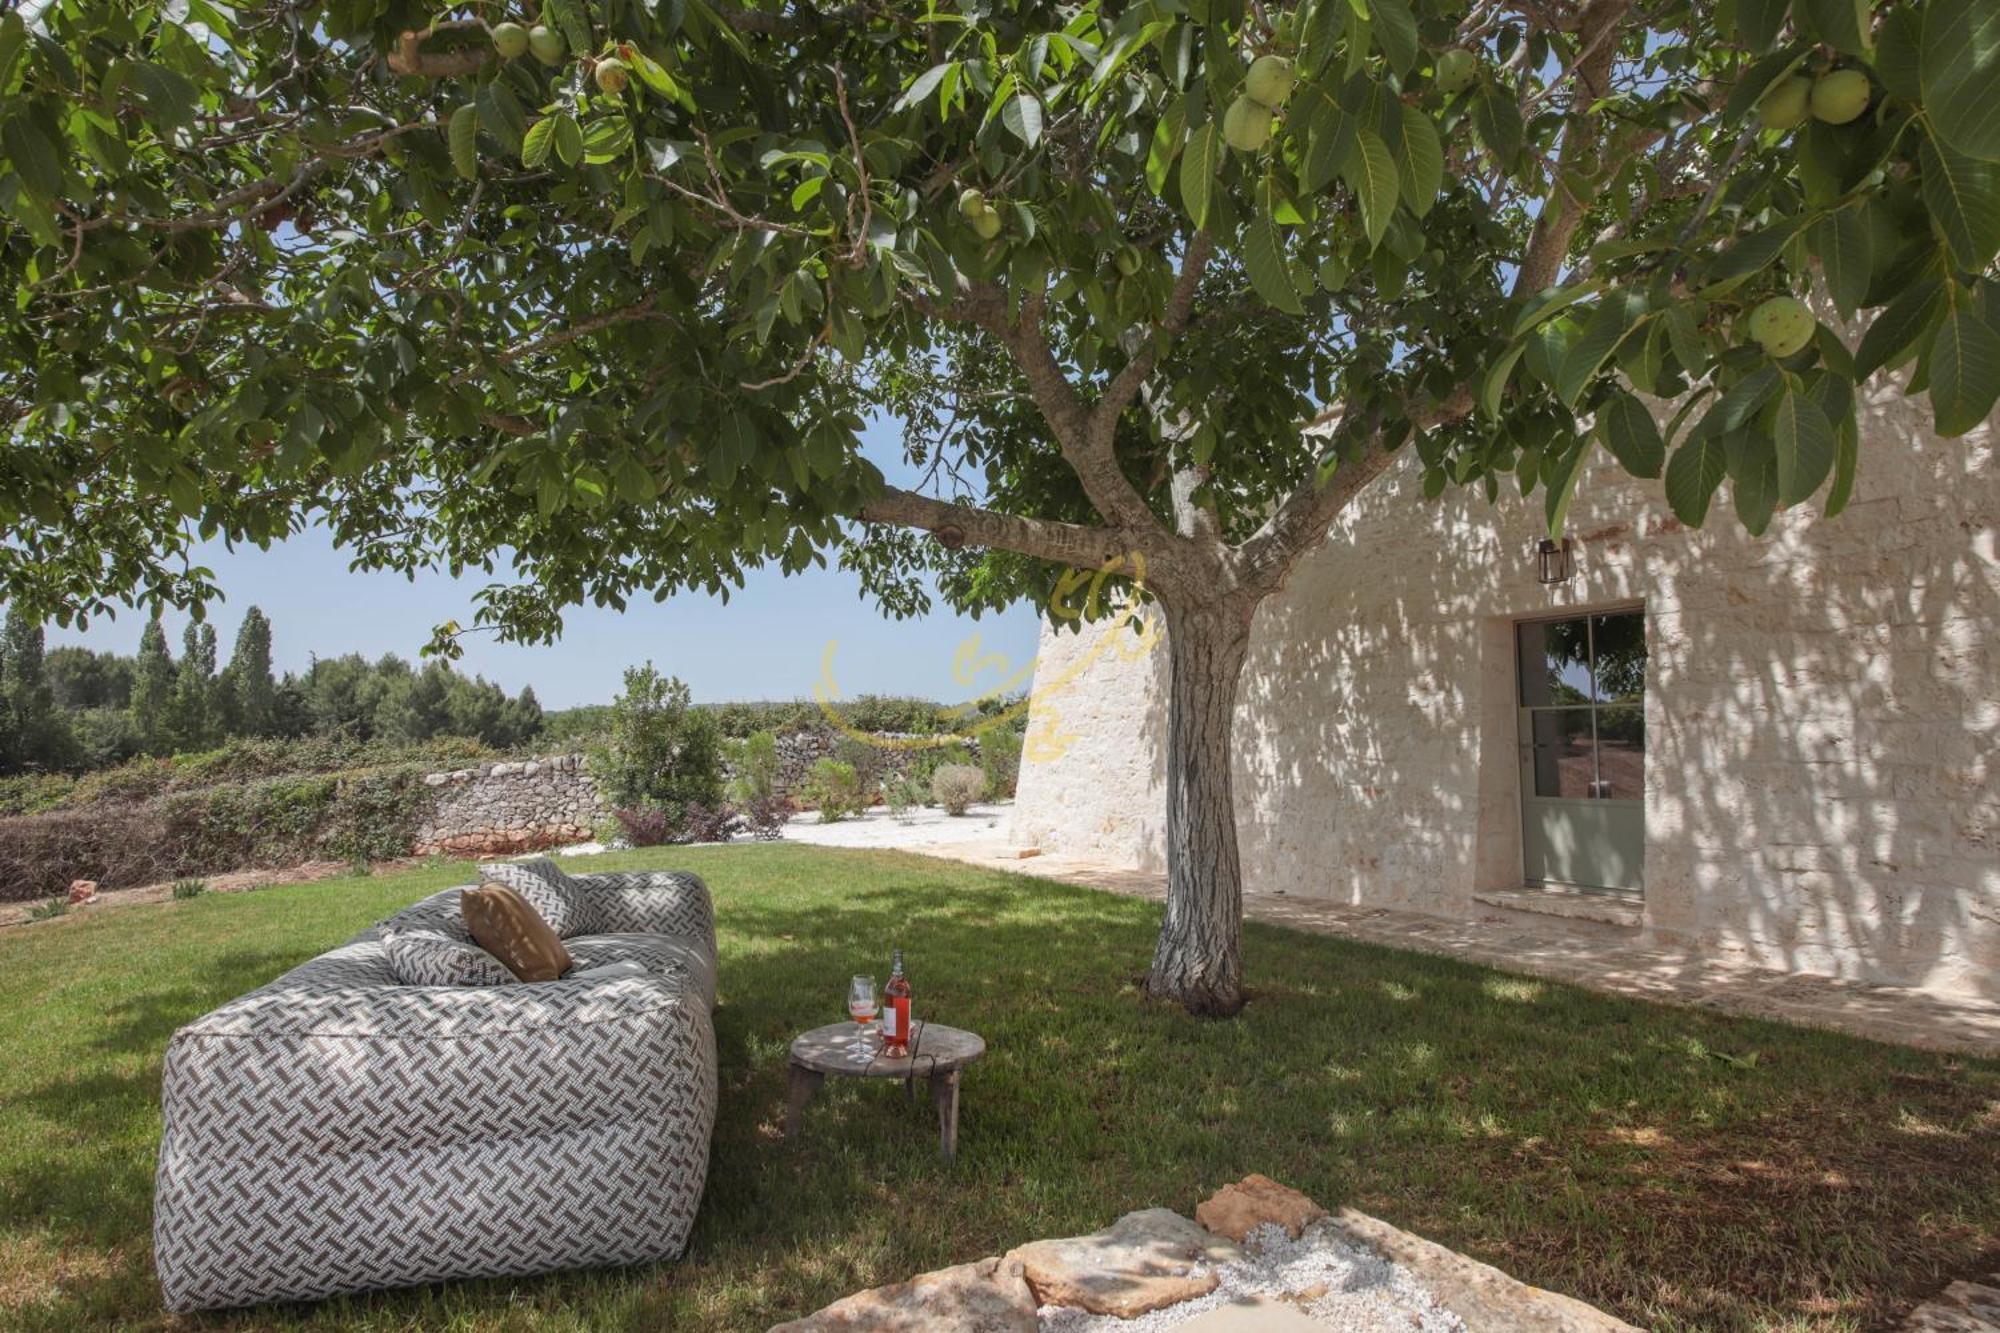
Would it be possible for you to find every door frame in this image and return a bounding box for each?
[1513,600,1646,898]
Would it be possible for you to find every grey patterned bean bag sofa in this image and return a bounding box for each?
[153,860,719,1312]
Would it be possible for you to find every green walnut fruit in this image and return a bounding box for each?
[1245,55,1297,108]
[1434,49,1478,94]
[1748,295,1816,358]
[957,187,987,219]
[1810,69,1871,124]
[491,21,529,58]
[528,24,565,65]
[594,57,629,94]
[971,208,1003,240]
[1755,77,1811,132]
[1222,95,1275,152]
[1114,245,1143,277]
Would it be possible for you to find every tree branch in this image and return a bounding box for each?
[856,485,1128,569]
[1510,0,1633,297]
[1097,230,1213,427]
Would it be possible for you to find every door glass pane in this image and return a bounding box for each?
[1528,708,1595,798]
[1517,619,1593,706]
[1593,706,1645,799]
[1590,612,1646,706]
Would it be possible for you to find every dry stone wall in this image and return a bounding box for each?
[415,755,608,857]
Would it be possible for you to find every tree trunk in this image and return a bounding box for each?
[1146,595,1254,1016]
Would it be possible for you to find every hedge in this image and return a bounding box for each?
[0,767,438,902]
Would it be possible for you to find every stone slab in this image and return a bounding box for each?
[1174,1294,1338,1331]
[1900,1277,2000,1332]
[1326,1207,1641,1333]
[1006,1207,1242,1318]
[767,1256,1037,1333]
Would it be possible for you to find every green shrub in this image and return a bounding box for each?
[0,772,78,816]
[908,740,973,793]
[801,758,863,822]
[832,735,888,804]
[27,896,68,921]
[978,726,1024,799]
[726,730,782,805]
[589,666,724,829]
[931,764,988,815]
[883,774,925,821]
[171,877,206,900]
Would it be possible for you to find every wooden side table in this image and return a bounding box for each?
[785,1020,986,1161]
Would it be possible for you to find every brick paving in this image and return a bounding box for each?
[924,842,2000,1059]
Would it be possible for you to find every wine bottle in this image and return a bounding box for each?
[882,948,912,1057]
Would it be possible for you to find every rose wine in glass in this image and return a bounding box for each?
[847,975,878,1056]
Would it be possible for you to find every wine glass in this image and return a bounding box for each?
[846,975,878,1056]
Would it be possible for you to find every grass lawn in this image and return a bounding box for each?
[0,844,1995,1332]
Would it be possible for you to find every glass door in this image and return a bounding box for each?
[1516,610,1646,895]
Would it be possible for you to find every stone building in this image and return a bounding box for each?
[1014,387,1998,1001]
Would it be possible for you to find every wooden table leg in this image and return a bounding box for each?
[785,1063,823,1139]
[930,1068,961,1162]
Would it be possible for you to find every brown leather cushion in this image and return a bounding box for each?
[461,884,573,983]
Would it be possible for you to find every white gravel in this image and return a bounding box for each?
[1037,1222,1466,1333]
[553,801,1016,858]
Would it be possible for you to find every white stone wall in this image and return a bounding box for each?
[1015,386,1998,1000]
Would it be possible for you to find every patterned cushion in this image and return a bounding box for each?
[478,857,587,937]
[461,885,573,983]
[566,933,716,1009]
[381,929,514,987]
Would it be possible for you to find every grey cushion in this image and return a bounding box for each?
[477,856,587,938]
[380,928,514,987]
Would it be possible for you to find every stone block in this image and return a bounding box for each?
[1004,1208,1239,1317]
[1194,1174,1327,1243]
[767,1256,1036,1333]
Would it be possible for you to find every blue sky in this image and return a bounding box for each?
[46,416,1044,710]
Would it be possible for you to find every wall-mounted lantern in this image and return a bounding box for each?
[1535,537,1575,586]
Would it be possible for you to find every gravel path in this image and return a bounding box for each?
[1038,1222,1466,1333]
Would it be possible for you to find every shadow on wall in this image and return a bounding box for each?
[1024,386,1997,999]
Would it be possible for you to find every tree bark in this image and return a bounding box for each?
[1146,594,1255,1016]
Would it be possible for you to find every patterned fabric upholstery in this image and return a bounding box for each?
[476,856,588,938]
[380,928,514,987]
[572,870,716,952]
[153,879,720,1312]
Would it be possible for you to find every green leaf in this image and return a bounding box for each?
[1929,290,2000,435]
[1370,0,1418,73]
[1543,438,1589,537]
[1301,95,1353,195]
[1919,131,2000,271]
[479,82,527,155]
[1810,208,1873,317]
[1398,108,1443,217]
[1732,0,1791,50]
[1664,304,1709,379]
[1726,430,1780,535]
[1243,207,1305,315]
[0,114,61,202]
[896,62,953,112]
[1481,343,1528,418]
[1340,126,1398,249]
[1598,392,1665,478]
[1557,293,1646,408]
[1001,93,1044,149]
[1921,0,2000,162]
[1824,409,1860,516]
[1798,0,1871,57]
[1147,97,1186,196]
[1664,434,1729,526]
[1875,7,1923,102]
[1300,0,1347,77]
[1180,121,1221,229]
[447,103,480,181]
[1772,380,1836,506]
[1701,219,1802,293]
[552,113,584,167]
[549,0,593,59]
[1856,277,1945,380]
[520,115,557,168]
[1470,82,1523,166]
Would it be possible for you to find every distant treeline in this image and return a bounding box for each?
[541,693,1023,744]
[0,605,543,775]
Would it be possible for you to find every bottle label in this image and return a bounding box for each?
[890,997,910,1043]
[884,1005,900,1040]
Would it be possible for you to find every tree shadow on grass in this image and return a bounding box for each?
[1,847,1995,1332]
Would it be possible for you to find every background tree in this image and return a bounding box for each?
[0,0,1994,1010]
[128,617,176,755]
[223,606,279,738]
[168,622,218,752]
[0,606,71,772]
